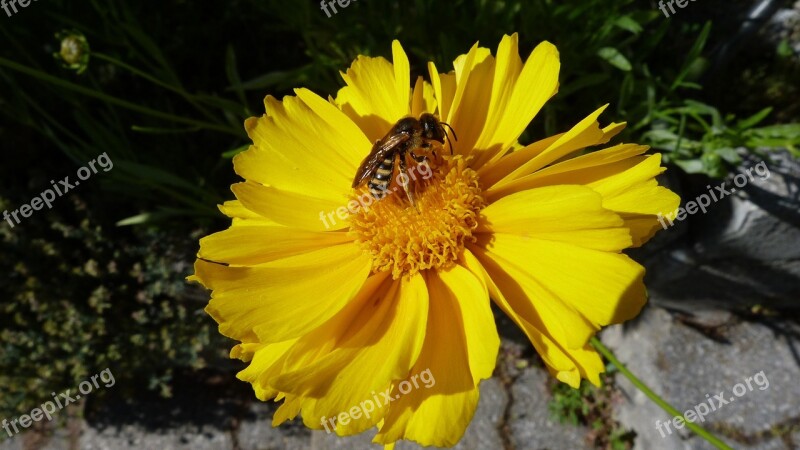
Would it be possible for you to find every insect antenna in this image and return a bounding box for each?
[441,122,458,154]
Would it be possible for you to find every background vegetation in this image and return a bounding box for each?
[1,0,798,439]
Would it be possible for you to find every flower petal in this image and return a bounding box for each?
[478,121,626,189]
[335,40,412,142]
[232,181,349,231]
[442,44,494,156]
[239,92,370,199]
[472,232,646,347]
[272,274,428,436]
[486,104,611,194]
[469,240,595,349]
[218,200,272,223]
[410,76,436,118]
[195,243,371,344]
[491,143,648,191]
[472,38,560,168]
[587,153,676,214]
[428,61,456,122]
[437,264,500,383]
[236,339,297,400]
[198,225,353,266]
[462,249,605,387]
[587,154,680,246]
[478,185,632,251]
[375,269,485,447]
[477,133,563,188]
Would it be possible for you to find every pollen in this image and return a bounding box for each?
[349,155,485,279]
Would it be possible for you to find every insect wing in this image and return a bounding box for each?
[351,133,409,188]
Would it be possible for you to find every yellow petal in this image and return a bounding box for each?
[410,76,436,118]
[232,180,349,231]
[587,153,676,214]
[436,264,500,383]
[478,129,636,191]
[236,339,297,400]
[196,243,371,344]
[273,395,303,426]
[487,104,610,193]
[335,40,412,142]
[239,93,370,199]
[478,185,632,252]
[444,44,494,156]
[586,154,681,246]
[273,274,428,436]
[469,240,595,349]
[494,143,648,190]
[375,270,482,447]
[473,233,646,346]
[428,61,456,122]
[473,39,561,168]
[198,225,352,266]
[392,40,411,113]
[473,34,523,149]
[477,132,563,188]
[218,199,271,223]
[619,214,669,247]
[533,327,605,388]
[462,250,604,387]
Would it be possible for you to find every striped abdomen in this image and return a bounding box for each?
[368,155,395,199]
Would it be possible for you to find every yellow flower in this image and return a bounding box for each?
[190,34,680,447]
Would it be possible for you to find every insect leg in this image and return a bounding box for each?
[417,142,438,160]
[397,152,417,208]
[409,150,428,164]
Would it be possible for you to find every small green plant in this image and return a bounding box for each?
[549,366,636,450]
[550,378,594,426]
[0,194,226,421]
[643,100,800,178]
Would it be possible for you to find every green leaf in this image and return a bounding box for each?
[225,45,247,108]
[736,107,772,130]
[116,208,213,226]
[777,40,793,58]
[131,125,202,134]
[716,147,741,164]
[597,47,632,71]
[670,21,711,91]
[745,124,800,148]
[675,159,706,174]
[231,67,310,91]
[560,73,611,97]
[614,15,643,34]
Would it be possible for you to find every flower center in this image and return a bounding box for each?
[349,155,484,279]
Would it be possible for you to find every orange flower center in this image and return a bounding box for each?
[349,155,484,279]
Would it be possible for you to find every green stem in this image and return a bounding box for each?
[590,337,733,450]
[0,56,244,137]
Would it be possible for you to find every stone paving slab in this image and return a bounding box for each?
[507,367,594,450]
[603,305,800,450]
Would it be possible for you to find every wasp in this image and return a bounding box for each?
[351,113,457,207]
